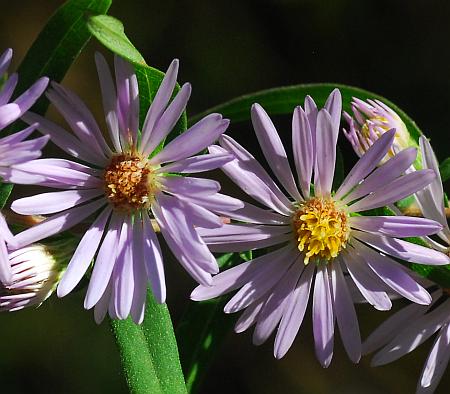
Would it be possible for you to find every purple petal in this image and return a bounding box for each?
[93,280,112,324]
[314,109,336,197]
[0,103,21,129]
[141,82,191,156]
[156,152,233,174]
[350,215,442,238]
[175,192,245,216]
[313,263,335,367]
[161,176,220,197]
[150,114,229,164]
[47,83,111,158]
[419,322,450,392]
[130,237,147,324]
[213,140,293,215]
[234,298,266,333]
[115,217,134,319]
[0,49,12,77]
[341,251,392,311]
[152,198,214,285]
[0,123,36,145]
[292,106,313,198]
[331,262,361,363]
[12,198,106,249]
[273,262,315,359]
[0,236,11,284]
[191,244,295,301]
[341,147,417,204]
[363,302,430,355]
[324,88,342,132]
[216,200,289,225]
[372,300,450,366]
[251,104,302,201]
[253,258,304,345]
[22,112,107,166]
[13,76,49,115]
[84,213,123,309]
[353,230,450,266]
[95,52,121,152]
[335,129,396,200]
[11,189,102,215]
[142,212,166,303]
[0,73,18,105]
[352,239,432,305]
[141,59,179,146]
[57,206,112,297]
[223,246,298,313]
[348,169,436,213]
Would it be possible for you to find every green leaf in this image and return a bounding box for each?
[110,319,163,394]
[0,184,13,209]
[440,157,450,183]
[13,0,112,120]
[86,15,146,65]
[141,292,187,394]
[189,83,422,144]
[176,253,242,394]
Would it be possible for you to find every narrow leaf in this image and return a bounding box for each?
[440,157,450,183]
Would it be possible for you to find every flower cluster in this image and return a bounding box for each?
[0,44,449,393]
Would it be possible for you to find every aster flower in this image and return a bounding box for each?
[191,90,450,367]
[343,97,413,164]
[363,136,450,394]
[0,48,49,284]
[0,240,73,312]
[10,53,238,324]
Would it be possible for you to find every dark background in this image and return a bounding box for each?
[0,1,449,393]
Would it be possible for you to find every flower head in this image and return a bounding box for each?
[364,136,450,394]
[343,98,413,164]
[192,90,449,367]
[11,54,238,324]
[0,240,72,312]
[0,48,49,284]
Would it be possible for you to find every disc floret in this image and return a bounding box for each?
[103,153,160,211]
[293,197,350,264]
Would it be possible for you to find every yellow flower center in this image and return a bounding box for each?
[103,154,160,211]
[293,197,349,265]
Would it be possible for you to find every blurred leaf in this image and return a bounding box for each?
[440,157,450,182]
[110,319,163,394]
[177,253,243,394]
[141,292,187,394]
[87,15,146,65]
[13,0,112,119]
[190,83,423,144]
[332,147,344,192]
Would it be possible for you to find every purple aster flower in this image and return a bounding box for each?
[10,53,238,324]
[0,240,72,312]
[191,89,450,367]
[343,97,413,163]
[0,48,49,284]
[363,136,450,394]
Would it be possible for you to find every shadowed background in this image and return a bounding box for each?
[0,0,449,393]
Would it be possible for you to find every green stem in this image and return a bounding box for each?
[141,292,187,394]
[110,319,163,394]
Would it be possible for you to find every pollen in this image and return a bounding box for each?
[103,154,159,211]
[293,197,349,265]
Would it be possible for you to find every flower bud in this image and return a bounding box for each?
[0,240,73,312]
[343,98,417,165]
